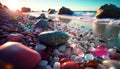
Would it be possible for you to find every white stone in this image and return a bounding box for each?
[53,62,60,69]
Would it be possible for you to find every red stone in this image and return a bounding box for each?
[110,55,120,60]
[61,61,83,69]
[0,42,41,69]
[60,58,69,64]
[86,60,98,68]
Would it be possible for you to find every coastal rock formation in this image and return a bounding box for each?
[21,7,31,12]
[0,42,41,69]
[58,6,73,15]
[48,8,56,14]
[34,19,50,29]
[96,4,120,18]
[37,13,47,19]
[38,31,69,47]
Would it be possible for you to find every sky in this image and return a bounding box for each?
[0,0,120,11]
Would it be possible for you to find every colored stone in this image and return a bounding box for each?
[86,60,98,68]
[84,54,94,61]
[61,61,83,69]
[0,42,41,69]
[96,45,108,51]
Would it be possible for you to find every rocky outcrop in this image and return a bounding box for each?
[38,31,69,47]
[58,6,73,15]
[21,7,31,12]
[36,13,47,19]
[96,4,120,18]
[48,8,56,14]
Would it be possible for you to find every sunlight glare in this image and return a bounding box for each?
[7,0,18,11]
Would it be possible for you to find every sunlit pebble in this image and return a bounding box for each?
[38,60,48,66]
[108,48,117,54]
[90,43,96,47]
[88,47,96,51]
[58,45,66,52]
[102,56,110,60]
[72,47,80,54]
[77,51,85,57]
[70,43,76,48]
[74,56,84,63]
[70,55,77,61]
[53,62,60,69]
[35,43,46,51]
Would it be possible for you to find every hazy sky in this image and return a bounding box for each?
[0,0,120,11]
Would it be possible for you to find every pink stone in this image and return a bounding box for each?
[94,50,110,57]
[96,45,108,51]
[0,42,41,69]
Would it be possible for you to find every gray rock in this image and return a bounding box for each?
[48,9,56,14]
[38,31,69,47]
[34,19,50,29]
[103,60,120,69]
[58,6,73,15]
[37,13,47,19]
[96,4,120,18]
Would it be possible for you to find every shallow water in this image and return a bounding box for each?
[27,11,120,48]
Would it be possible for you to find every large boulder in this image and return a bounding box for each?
[21,7,31,12]
[58,6,73,15]
[34,19,50,29]
[36,13,47,19]
[96,4,120,18]
[0,42,41,69]
[38,31,69,47]
[48,9,56,14]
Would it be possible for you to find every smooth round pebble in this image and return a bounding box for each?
[84,54,94,61]
[74,56,84,63]
[53,62,60,69]
[70,55,77,61]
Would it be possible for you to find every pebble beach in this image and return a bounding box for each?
[0,2,120,69]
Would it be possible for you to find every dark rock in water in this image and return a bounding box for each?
[34,19,50,29]
[38,31,69,47]
[48,9,56,14]
[99,39,106,43]
[58,6,73,15]
[0,42,41,69]
[96,4,120,18]
[37,13,47,19]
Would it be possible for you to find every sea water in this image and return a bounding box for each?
[26,11,120,48]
